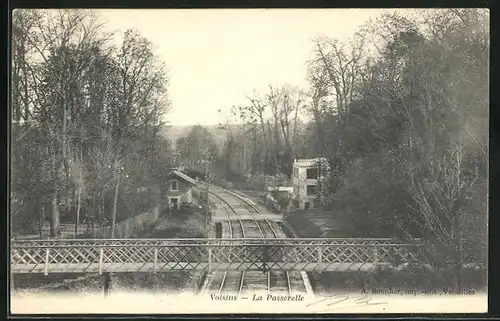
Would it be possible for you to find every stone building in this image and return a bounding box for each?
[291,158,328,210]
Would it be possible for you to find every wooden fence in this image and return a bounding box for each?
[88,205,162,239]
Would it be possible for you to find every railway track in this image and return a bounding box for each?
[200,185,308,296]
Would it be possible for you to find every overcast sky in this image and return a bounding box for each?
[98,9,398,126]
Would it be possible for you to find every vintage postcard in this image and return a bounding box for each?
[10,8,488,314]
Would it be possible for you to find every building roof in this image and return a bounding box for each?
[293,157,328,168]
[267,186,293,192]
[169,170,197,185]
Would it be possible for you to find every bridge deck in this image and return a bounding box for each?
[13,262,393,274]
[11,238,424,275]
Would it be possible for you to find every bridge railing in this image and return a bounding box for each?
[11,238,425,274]
[11,237,421,245]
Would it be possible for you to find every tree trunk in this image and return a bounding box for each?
[74,142,83,238]
[51,191,59,238]
[62,92,71,216]
[100,196,104,227]
[50,143,60,238]
[111,166,120,238]
[39,200,44,239]
[22,198,34,234]
[455,212,464,290]
[88,191,95,233]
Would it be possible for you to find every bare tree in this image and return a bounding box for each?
[11,10,172,239]
[12,9,109,237]
[310,36,365,123]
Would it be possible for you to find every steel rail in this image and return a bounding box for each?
[205,187,246,296]
[217,272,228,296]
[238,271,245,294]
[218,188,272,295]
[206,189,245,238]
[220,187,295,296]
[207,186,273,296]
[261,220,293,295]
[259,219,293,295]
[198,188,237,295]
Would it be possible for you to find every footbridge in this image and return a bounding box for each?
[11,238,424,275]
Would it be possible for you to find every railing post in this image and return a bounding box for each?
[318,247,322,263]
[44,248,50,276]
[208,248,212,272]
[262,245,269,273]
[373,247,379,263]
[153,248,158,274]
[98,248,104,275]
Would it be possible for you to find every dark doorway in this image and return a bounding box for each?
[171,198,179,210]
[304,201,310,210]
[215,223,222,238]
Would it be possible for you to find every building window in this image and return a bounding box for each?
[306,168,318,179]
[306,185,317,196]
[170,180,178,191]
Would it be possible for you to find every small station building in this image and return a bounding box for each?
[165,169,197,209]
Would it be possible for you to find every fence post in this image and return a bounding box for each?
[98,248,104,275]
[373,247,379,263]
[318,247,322,263]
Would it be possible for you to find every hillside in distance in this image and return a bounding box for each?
[161,122,312,146]
[161,124,234,145]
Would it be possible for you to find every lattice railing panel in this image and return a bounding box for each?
[49,247,100,264]
[11,238,425,274]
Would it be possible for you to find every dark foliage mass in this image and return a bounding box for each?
[176,10,488,284]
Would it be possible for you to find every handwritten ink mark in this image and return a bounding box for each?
[326,297,350,306]
[305,292,349,307]
[306,293,388,313]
